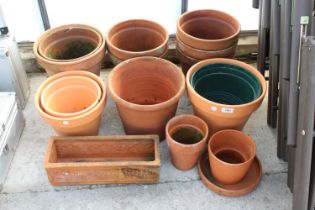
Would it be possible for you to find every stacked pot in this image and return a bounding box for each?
[176,10,241,74]
[34,24,106,76]
[35,71,107,136]
[106,19,169,64]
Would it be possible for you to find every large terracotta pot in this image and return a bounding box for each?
[177,47,200,75]
[108,57,185,140]
[34,24,106,76]
[106,19,168,61]
[177,10,240,50]
[41,75,102,118]
[208,130,256,184]
[186,58,267,135]
[35,71,106,136]
[166,114,209,170]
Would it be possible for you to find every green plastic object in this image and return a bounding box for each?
[190,63,262,105]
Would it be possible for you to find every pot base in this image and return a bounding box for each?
[198,152,262,197]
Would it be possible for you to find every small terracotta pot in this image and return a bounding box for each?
[186,58,267,135]
[41,75,102,118]
[177,48,200,75]
[34,24,105,76]
[108,57,185,139]
[166,114,209,170]
[177,10,240,50]
[35,71,106,136]
[106,19,168,61]
[208,129,256,184]
[176,36,236,60]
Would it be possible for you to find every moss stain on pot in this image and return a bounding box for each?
[49,41,97,60]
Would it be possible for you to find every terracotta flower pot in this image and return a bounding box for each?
[177,10,240,50]
[41,75,102,118]
[108,57,185,140]
[208,129,256,184]
[176,36,236,60]
[106,19,168,61]
[35,71,106,136]
[177,48,200,75]
[34,24,106,76]
[166,114,209,170]
[186,58,267,135]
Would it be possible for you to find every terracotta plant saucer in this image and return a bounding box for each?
[198,152,262,197]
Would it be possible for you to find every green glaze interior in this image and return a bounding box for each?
[190,63,262,105]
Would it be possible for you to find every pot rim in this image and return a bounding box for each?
[40,75,102,118]
[165,114,209,148]
[186,58,267,109]
[34,24,106,66]
[108,56,185,111]
[208,129,256,166]
[106,19,169,58]
[35,70,106,127]
[177,9,241,44]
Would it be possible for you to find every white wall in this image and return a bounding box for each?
[0,0,44,42]
[45,0,182,35]
[188,0,259,30]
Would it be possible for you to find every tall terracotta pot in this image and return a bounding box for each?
[108,57,185,140]
[34,24,106,76]
[166,114,209,170]
[186,58,266,135]
[35,71,106,136]
[177,10,240,50]
[106,19,168,62]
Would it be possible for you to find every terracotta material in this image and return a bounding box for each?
[44,135,160,186]
[208,130,256,184]
[165,114,209,170]
[108,57,185,140]
[35,71,106,136]
[41,75,102,118]
[106,19,168,61]
[176,36,236,60]
[186,58,267,135]
[177,10,240,50]
[198,152,262,196]
[177,48,200,75]
[34,24,105,76]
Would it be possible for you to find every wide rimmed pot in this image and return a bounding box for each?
[166,114,209,170]
[177,10,240,50]
[106,19,168,61]
[208,129,256,184]
[108,57,185,140]
[177,48,200,75]
[41,75,102,118]
[186,58,266,135]
[35,71,106,136]
[176,36,236,60]
[34,24,106,76]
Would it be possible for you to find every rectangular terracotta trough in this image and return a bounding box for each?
[44,135,160,186]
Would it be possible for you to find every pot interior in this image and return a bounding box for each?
[110,26,165,52]
[40,28,100,60]
[111,59,183,105]
[191,63,262,105]
[181,17,237,40]
[170,125,204,144]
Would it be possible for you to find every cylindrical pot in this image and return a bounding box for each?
[166,114,209,170]
[108,57,185,140]
[177,10,240,50]
[186,58,266,135]
[34,24,106,76]
[177,48,200,75]
[106,19,168,61]
[208,129,256,184]
[41,75,102,118]
[35,71,106,136]
[176,36,236,60]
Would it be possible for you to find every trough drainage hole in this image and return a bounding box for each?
[53,41,97,60]
[171,126,204,144]
[215,149,245,164]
